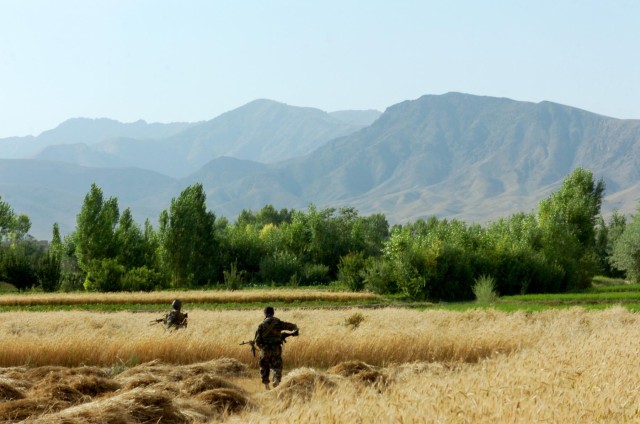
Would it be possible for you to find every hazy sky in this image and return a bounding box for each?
[1,1,639,138]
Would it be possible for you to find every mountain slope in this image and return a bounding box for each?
[196,93,640,224]
[1,118,192,159]
[3,93,640,240]
[30,100,373,177]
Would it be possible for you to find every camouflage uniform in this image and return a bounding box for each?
[254,316,298,387]
[163,299,188,329]
[165,309,187,329]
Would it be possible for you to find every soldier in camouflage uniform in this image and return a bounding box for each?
[164,299,188,329]
[253,306,298,390]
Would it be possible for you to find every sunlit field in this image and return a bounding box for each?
[0,289,379,307]
[2,306,640,422]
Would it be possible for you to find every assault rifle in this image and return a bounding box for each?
[240,329,300,357]
[281,329,299,343]
[240,340,257,357]
[149,313,188,330]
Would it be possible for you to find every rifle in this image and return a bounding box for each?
[149,313,188,330]
[281,329,299,343]
[241,329,299,357]
[240,340,257,357]
[149,317,165,326]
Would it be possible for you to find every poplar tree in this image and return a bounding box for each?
[159,183,218,287]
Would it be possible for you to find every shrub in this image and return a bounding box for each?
[83,259,124,292]
[223,261,245,290]
[259,250,301,286]
[59,271,85,292]
[121,266,166,291]
[337,252,366,292]
[1,248,38,291]
[472,275,498,305]
[360,257,396,294]
[301,263,330,286]
[36,251,62,292]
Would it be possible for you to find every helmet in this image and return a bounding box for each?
[264,306,274,316]
[171,299,182,311]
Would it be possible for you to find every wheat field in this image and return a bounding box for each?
[0,289,379,307]
[1,307,640,422]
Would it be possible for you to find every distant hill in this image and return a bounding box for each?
[0,118,193,159]
[194,93,640,226]
[29,100,374,177]
[329,109,382,126]
[2,93,640,240]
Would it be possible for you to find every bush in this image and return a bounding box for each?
[59,271,85,292]
[83,258,125,292]
[1,248,38,291]
[301,263,330,286]
[337,252,366,291]
[121,266,166,291]
[472,275,498,305]
[259,250,301,286]
[361,257,396,294]
[35,251,62,292]
[223,261,245,290]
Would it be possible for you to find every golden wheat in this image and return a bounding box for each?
[0,289,379,307]
[2,307,640,422]
[0,308,533,367]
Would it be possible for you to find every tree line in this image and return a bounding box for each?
[1,167,638,301]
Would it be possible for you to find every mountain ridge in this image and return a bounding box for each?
[2,93,639,240]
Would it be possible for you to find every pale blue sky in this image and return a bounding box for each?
[1,0,639,138]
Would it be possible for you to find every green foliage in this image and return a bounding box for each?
[159,184,219,287]
[611,207,640,283]
[83,258,125,292]
[223,261,246,290]
[1,246,38,291]
[74,183,120,272]
[537,168,604,290]
[360,257,396,294]
[59,271,85,292]
[472,275,498,305]
[36,251,62,292]
[300,263,330,286]
[259,250,301,285]
[115,208,154,270]
[337,251,367,291]
[121,266,166,291]
[595,212,627,278]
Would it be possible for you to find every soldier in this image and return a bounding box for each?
[253,306,298,390]
[152,299,188,330]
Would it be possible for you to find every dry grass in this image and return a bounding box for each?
[2,307,640,422]
[0,308,530,367]
[0,289,379,306]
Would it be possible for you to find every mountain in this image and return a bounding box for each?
[31,100,373,177]
[0,159,179,237]
[192,93,640,225]
[2,93,640,240]
[329,109,382,126]
[0,118,193,159]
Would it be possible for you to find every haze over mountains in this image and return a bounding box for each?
[1,92,639,240]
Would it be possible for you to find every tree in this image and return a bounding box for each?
[114,208,147,270]
[159,184,218,287]
[611,208,640,282]
[595,211,627,277]
[74,184,119,272]
[0,196,15,240]
[537,168,605,290]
